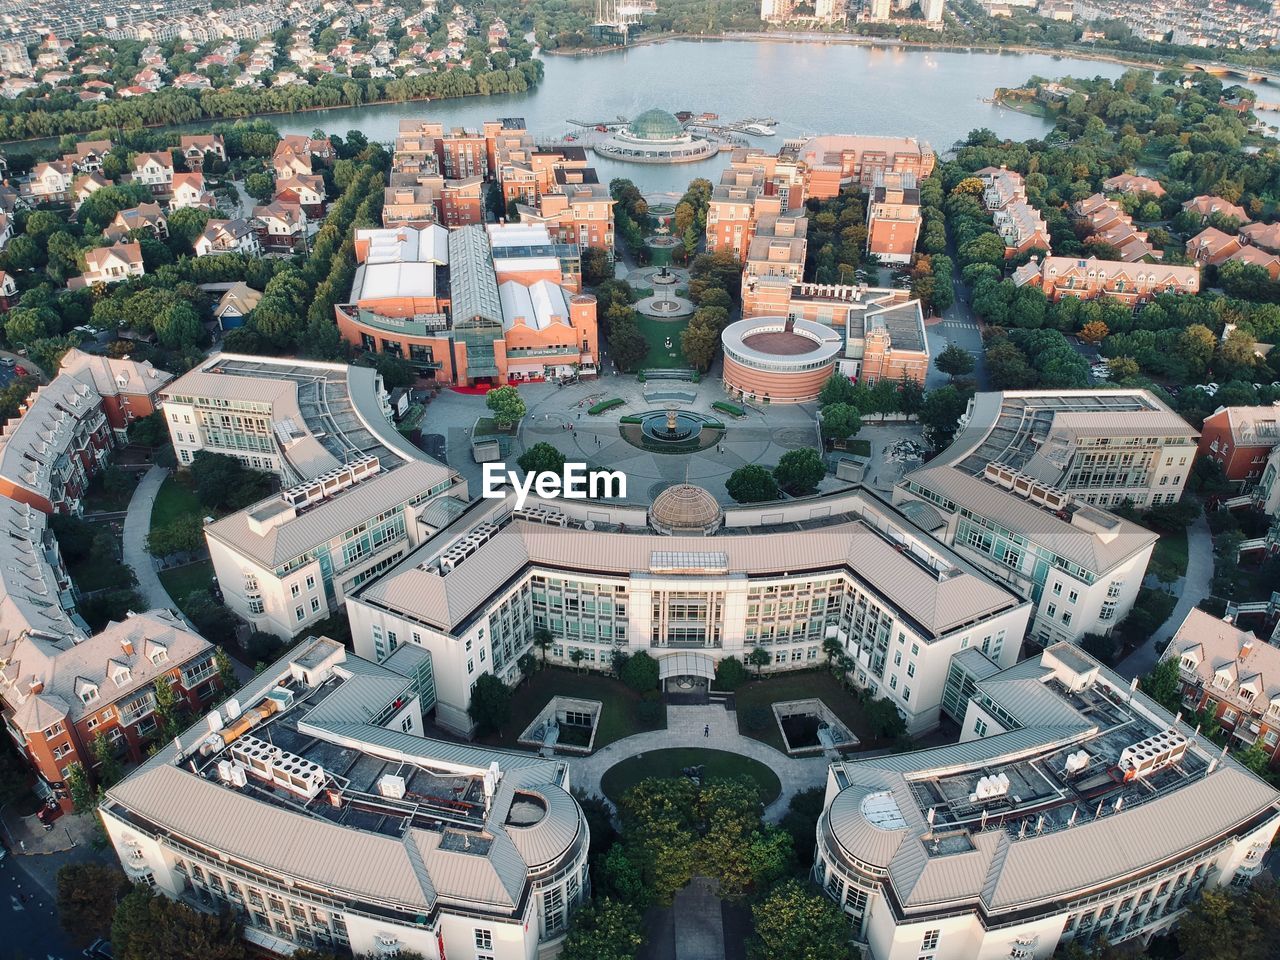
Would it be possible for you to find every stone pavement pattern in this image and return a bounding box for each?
[566,703,829,822]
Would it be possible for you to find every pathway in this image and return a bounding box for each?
[122,465,191,626]
[567,703,829,822]
[1115,515,1214,680]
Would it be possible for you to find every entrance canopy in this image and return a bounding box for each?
[658,651,717,680]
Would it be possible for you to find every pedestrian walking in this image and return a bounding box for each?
[703,724,710,738]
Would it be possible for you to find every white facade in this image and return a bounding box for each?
[815,644,1280,960]
[346,488,1031,737]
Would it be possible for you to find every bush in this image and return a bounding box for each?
[245,630,284,663]
[712,400,745,417]
[588,398,625,415]
[714,655,749,691]
[619,415,644,424]
[1081,632,1118,664]
[620,651,660,692]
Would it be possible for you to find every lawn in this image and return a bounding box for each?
[733,669,883,753]
[81,469,138,513]
[479,667,665,750]
[1150,527,1189,582]
[600,748,781,805]
[159,560,215,610]
[151,474,203,530]
[631,312,689,369]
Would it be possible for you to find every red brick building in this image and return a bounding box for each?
[1163,608,1280,764]
[0,610,220,810]
[1199,404,1280,491]
[866,171,922,264]
[58,349,172,440]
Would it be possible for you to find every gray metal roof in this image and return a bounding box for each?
[448,226,503,326]
[205,460,457,568]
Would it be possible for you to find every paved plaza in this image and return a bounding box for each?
[422,376,926,505]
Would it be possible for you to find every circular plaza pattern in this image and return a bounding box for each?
[721,316,844,404]
[594,108,719,164]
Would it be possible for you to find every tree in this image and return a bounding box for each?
[680,315,720,371]
[897,374,924,421]
[153,676,183,741]
[747,646,772,676]
[778,787,827,868]
[92,732,124,787]
[517,442,566,476]
[773,448,825,496]
[750,879,854,960]
[935,342,975,380]
[485,385,526,428]
[726,464,780,504]
[607,316,649,373]
[818,374,857,407]
[714,656,749,691]
[919,385,970,451]
[819,403,861,442]
[215,648,239,694]
[569,648,585,672]
[112,884,248,960]
[533,627,553,664]
[146,514,204,557]
[244,172,274,202]
[65,762,94,813]
[58,863,129,945]
[518,652,537,680]
[560,899,643,960]
[1140,657,1182,714]
[1079,320,1109,344]
[581,246,612,286]
[467,673,512,735]
[863,697,907,741]
[620,650,659,692]
[188,452,272,511]
[1175,879,1280,960]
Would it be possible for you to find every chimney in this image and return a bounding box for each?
[1241,638,1254,660]
[28,678,43,695]
[121,637,134,656]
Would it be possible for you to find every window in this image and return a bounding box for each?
[921,930,940,952]
[401,715,414,732]
[295,606,305,622]
[305,575,315,590]
[310,598,321,613]
[290,583,300,598]
[467,659,474,674]
[1046,603,1057,618]
[475,929,493,951]
[1068,590,1079,603]
[974,718,988,736]
[1052,582,1062,596]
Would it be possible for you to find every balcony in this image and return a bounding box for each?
[1233,721,1262,746]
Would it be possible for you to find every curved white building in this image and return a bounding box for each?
[593,109,718,164]
[100,637,589,960]
[345,486,1032,736]
[816,643,1280,960]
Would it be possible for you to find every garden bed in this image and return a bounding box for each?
[712,401,745,418]
[600,748,781,805]
[588,398,625,415]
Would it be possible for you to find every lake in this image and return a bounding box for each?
[271,40,1135,193]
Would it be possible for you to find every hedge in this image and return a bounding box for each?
[589,398,625,415]
[712,401,746,417]
[620,415,644,425]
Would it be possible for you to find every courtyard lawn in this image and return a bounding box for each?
[1150,527,1189,582]
[733,669,882,753]
[631,312,689,369]
[600,748,781,805]
[479,667,666,750]
[159,560,215,610]
[151,474,203,531]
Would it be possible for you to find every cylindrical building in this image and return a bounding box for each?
[721,316,843,403]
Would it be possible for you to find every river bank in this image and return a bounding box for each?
[544,29,1176,74]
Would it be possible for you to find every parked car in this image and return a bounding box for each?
[0,356,13,367]
[83,940,113,960]
[13,365,27,377]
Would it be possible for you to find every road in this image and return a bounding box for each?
[0,855,77,960]
[924,269,989,392]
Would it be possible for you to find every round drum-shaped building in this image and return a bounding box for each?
[721,316,843,403]
[594,108,718,164]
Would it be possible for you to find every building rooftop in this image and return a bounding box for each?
[0,497,83,645]
[939,390,1197,486]
[825,644,1280,916]
[163,354,431,481]
[101,637,582,917]
[358,487,1026,639]
[1,610,212,734]
[0,373,104,501]
[59,347,172,401]
[204,458,458,569]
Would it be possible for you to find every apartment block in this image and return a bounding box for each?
[785,134,935,198]
[1013,256,1199,304]
[1198,404,1280,491]
[743,214,809,282]
[1073,194,1162,262]
[706,167,781,260]
[866,171,922,263]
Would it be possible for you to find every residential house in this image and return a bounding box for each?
[273,174,325,218]
[1187,226,1243,266]
[252,201,306,252]
[22,161,72,204]
[1240,221,1280,255]
[1013,256,1200,304]
[69,242,145,290]
[103,203,168,243]
[179,133,226,171]
[129,151,174,195]
[1102,173,1167,197]
[214,282,262,330]
[169,172,214,211]
[194,218,261,257]
[1184,195,1252,225]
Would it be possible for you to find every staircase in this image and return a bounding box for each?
[641,368,697,381]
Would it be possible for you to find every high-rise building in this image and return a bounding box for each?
[866,171,922,263]
[921,0,944,21]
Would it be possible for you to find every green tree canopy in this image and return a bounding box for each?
[773,448,825,496]
[57,862,129,945]
[467,672,513,735]
[620,650,659,692]
[750,879,854,960]
[560,898,644,960]
[819,403,862,442]
[726,464,780,504]
[517,442,567,476]
[485,385,526,428]
[112,884,248,960]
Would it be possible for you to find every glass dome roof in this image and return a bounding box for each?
[628,109,683,142]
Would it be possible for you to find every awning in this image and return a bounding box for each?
[657,651,717,680]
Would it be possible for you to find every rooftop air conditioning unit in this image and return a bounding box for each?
[379,774,407,800]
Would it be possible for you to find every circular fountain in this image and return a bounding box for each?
[640,407,703,444]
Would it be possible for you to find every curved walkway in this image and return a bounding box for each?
[122,465,190,625]
[1116,514,1213,680]
[566,703,830,822]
